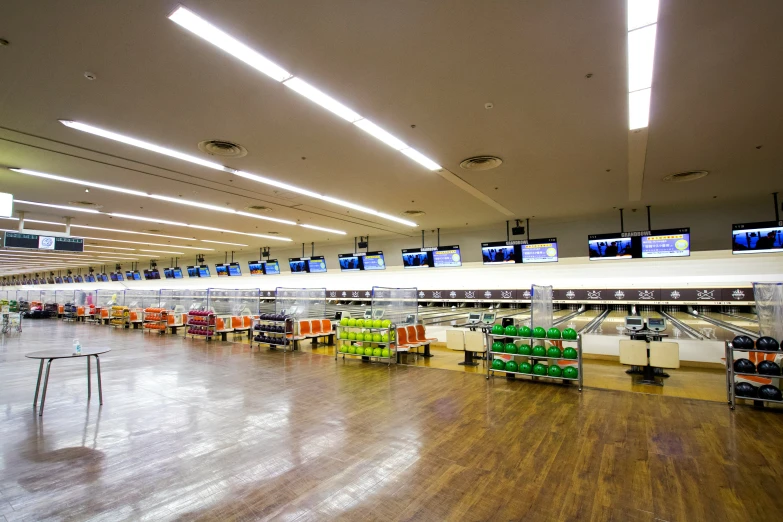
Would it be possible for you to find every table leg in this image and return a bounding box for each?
[459,350,479,366]
[39,359,53,416]
[95,355,103,405]
[33,359,44,408]
[87,356,92,400]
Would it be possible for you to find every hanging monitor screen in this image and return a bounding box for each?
[215,264,229,277]
[164,268,183,279]
[263,260,280,274]
[522,239,559,263]
[248,261,264,275]
[732,221,783,254]
[289,257,308,273]
[338,253,362,271]
[143,269,160,280]
[589,228,690,260]
[432,246,462,268]
[3,232,84,252]
[362,252,385,270]
[308,256,327,273]
[338,251,386,271]
[198,265,211,277]
[402,248,432,268]
[163,268,174,279]
[227,262,242,276]
[482,242,519,264]
[289,257,326,273]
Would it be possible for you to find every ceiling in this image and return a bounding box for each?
[1,0,782,276]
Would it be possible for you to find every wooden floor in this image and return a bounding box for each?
[2,320,783,521]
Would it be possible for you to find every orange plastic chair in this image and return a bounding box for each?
[416,324,438,343]
[311,320,323,336]
[299,320,312,337]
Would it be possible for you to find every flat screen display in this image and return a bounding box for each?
[215,264,229,277]
[198,265,211,278]
[522,239,559,263]
[402,249,432,268]
[308,256,327,273]
[363,252,385,270]
[172,267,183,279]
[227,263,242,277]
[84,275,94,283]
[74,276,83,283]
[264,260,280,274]
[143,269,160,280]
[289,258,308,273]
[482,243,518,264]
[132,271,142,281]
[64,276,73,283]
[187,266,199,277]
[125,271,134,280]
[432,246,462,268]
[164,268,175,279]
[641,232,690,258]
[589,228,690,260]
[101,274,111,282]
[249,261,264,275]
[732,221,783,254]
[338,253,362,271]
[110,273,120,281]
[3,232,84,252]
[115,272,125,281]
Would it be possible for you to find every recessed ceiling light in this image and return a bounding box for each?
[459,156,503,171]
[197,139,247,158]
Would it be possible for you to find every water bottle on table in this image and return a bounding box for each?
[73,339,82,355]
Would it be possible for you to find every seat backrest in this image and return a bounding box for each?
[649,341,680,369]
[415,324,428,340]
[321,319,331,333]
[396,327,408,345]
[446,329,465,351]
[310,320,322,334]
[406,325,418,342]
[465,331,486,352]
[619,340,648,366]
[299,320,311,335]
[243,316,253,328]
[231,316,243,328]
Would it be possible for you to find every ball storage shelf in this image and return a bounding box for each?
[486,328,583,391]
[725,339,783,409]
[335,324,396,366]
[253,315,293,351]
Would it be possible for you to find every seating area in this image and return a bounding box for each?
[446,328,487,367]
[619,339,680,386]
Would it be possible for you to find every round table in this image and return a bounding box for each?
[25,348,111,416]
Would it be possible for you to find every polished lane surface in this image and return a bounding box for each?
[3,320,783,520]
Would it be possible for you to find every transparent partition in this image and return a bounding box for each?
[371,286,418,325]
[530,284,553,330]
[208,288,259,316]
[55,290,75,306]
[0,290,9,302]
[96,289,123,308]
[15,290,29,303]
[161,289,209,313]
[125,289,161,310]
[275,287,326,319]
[40,289,56,305]
[754,282,783,341]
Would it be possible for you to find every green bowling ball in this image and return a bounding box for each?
[356,319,364,328]
[348,345,357,354]
[492,324,504,335]
[505,343,518,354]
[532,363,547,375]
[373,319,382,328]
[381,333,389,342]
[340,331,349,340]
[364,347,374,356]
[492,359,505,370]
[563,347,578,359]
[381,348,390,357]
[532,345,547,357]
[366,332,376,342]
[519,362,533,374]
[505,360,518,372]
[381,319,392,328]
[348,318,357,327]
[562,327,578,340]
[348,332,357,341]
[518,344,532,356]
[339,345,348,353]
[547,346,562,358]
[563,366,578,379]
[504,324,518,336]
[518,325,532,337]
[340,318,349,327]
[491,341,504,353]
[547,327,561,339]
[372,333,382,342]
[548,364,562,377]
[373,348,382,357]
[532,326,547,338]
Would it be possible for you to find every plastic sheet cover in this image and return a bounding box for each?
[160,289,208,312]
[371,287,418,326]
[275,287,326,318]
[208,288,259,316]
[125,289,161,309]
[530,285,553,330]
[753,282,783,341]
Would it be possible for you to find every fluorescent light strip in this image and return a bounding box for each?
[166,7,440,173]
[201,240,249,246]
[108,213,289,241]
[629,88,652,130]
[169,6,292,82]
[139,249,185,255]
[83,245,136,251]
[77,235,208,250]
[626,0,658,130]
[628,0,659,31]
[300,224,347,235]
[14,200,100,214]
[628,24,657,93]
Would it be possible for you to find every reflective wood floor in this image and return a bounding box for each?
[2,320,783,521]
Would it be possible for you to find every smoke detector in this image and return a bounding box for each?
[403,210,426,217]
[198,139,248,158]
[244,205,273,213]
[662,170,709,183]
[459,156,503,171]
[67,201,103,209]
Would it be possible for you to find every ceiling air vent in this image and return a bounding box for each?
[198,139,248,158]
[662,170,709,183]
[403,210,426,217]
[459,155,503,171]
[245,205,273,213]
[67,201,103,209]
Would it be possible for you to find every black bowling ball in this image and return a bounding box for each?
[735,382,758,398]
[733,358,756,374]
[732,335,754,350]
[758,385,783,401]
[756,336,780,352]
[757,360,782,376]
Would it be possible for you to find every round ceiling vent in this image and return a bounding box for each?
[67,201,103,209]
[244,205,273,213]
[459,156,503,171]
[403,210,426,217]
[662,170,709,183]
[198,140,248,158]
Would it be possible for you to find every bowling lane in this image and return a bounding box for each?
[592,310,634,335]
[638,311,687,339]
[702,312,759,334]
[558,308,604,333]
[665,311,738,341]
